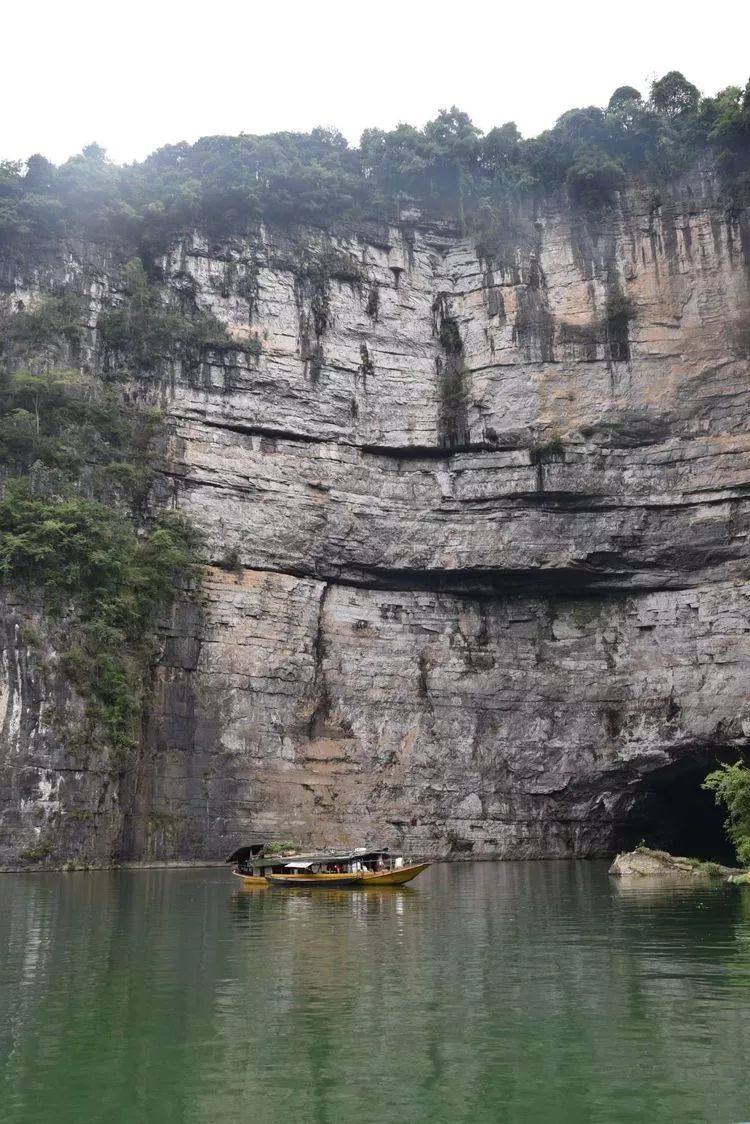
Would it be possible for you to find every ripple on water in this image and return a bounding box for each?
[2,863,750,1123]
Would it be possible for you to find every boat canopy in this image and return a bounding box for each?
[227,844,394,868]
[285,861,314,869]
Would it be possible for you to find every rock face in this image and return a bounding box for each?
[2,170,750,865]
[609,849,734,877]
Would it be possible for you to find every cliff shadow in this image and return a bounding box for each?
[612,753,736,865]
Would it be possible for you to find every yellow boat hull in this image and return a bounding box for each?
[359,863,430,885]
[264,863,430,888]
[235,867,273,885]
[232,863,430,888]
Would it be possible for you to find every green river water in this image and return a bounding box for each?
[2,861,750,1123]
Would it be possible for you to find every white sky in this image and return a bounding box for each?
[4,0,749,165]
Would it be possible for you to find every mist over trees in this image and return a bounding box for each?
[0,71,748,249]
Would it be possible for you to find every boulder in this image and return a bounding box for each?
[609,849,738,879]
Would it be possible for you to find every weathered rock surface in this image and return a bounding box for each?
[2,171,750,865]
[609,849,737,878]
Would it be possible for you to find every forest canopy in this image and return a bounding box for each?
[1,71,748,249]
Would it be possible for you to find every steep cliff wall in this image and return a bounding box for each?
[2,169,749,865]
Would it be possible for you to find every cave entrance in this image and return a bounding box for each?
[613,754,736,865]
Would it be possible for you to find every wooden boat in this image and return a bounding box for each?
[265,871,366,888]
[226,844,429,888]
[265,862,430,888]
[226,843,302,886]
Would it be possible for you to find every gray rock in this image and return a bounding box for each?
[2,176,750,865]
[609,849,736,878]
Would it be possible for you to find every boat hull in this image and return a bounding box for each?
[265,873,365,887]
[233,872,269,887]
[264,863,430,888]
[360,863,430,885]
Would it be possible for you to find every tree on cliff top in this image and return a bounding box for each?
[608,86,643,112]
[650,71,701,119]
[0,71,748,248]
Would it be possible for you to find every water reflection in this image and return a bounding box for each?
[1,864,750,1123]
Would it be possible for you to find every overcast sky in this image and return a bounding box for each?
[4,0,749,166]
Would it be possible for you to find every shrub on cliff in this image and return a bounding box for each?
[0,364,161,500]
[0,348,201,768]
[0,480,199,766]
[703,762,750,866]
[98,257,261,369]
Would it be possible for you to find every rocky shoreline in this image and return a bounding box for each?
[0,859,227,875]
[609,848,743,881]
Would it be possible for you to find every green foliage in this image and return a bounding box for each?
[19,622,42,649]
[0,294,82,369]
[19,838,54,862]
[565,155,626,208]
[0,480,199,762]
[99,257,260,368]
[0,73,747,248]
[0,331,201,766]
[217,547,243,576]
[701,85,750,184]
[529,435,565,463]
[703,762,750,866]
[650,71,701,119]
[0,366,160,500]
[608,87,643,112]
[148,810,176,833]
[698,861,723,879]
[264,840,297,856]
[633,844,671,859]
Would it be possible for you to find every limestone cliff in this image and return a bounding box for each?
[2,168,749,865]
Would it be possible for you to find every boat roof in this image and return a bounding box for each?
[226,844,394,868]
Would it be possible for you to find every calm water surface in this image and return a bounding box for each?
[2,862,750,1123]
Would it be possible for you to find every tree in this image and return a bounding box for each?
[24,154,55,192]
[123,256,151,311]
[608,86,642,112]
[650,71,700,118]
[481,123,522,176]
[10,369,82,434]
[703,85,747,140]
[566,154,626,207]
[555,106,612,148]
[82,142,107,161]
[703,761,750,865]
[310,126,349,150]
[422,108,482,220]
[423,107,481,162]
[0,160,23,201]
[607,88,647,133]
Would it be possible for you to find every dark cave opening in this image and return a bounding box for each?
[612,755,737,865]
